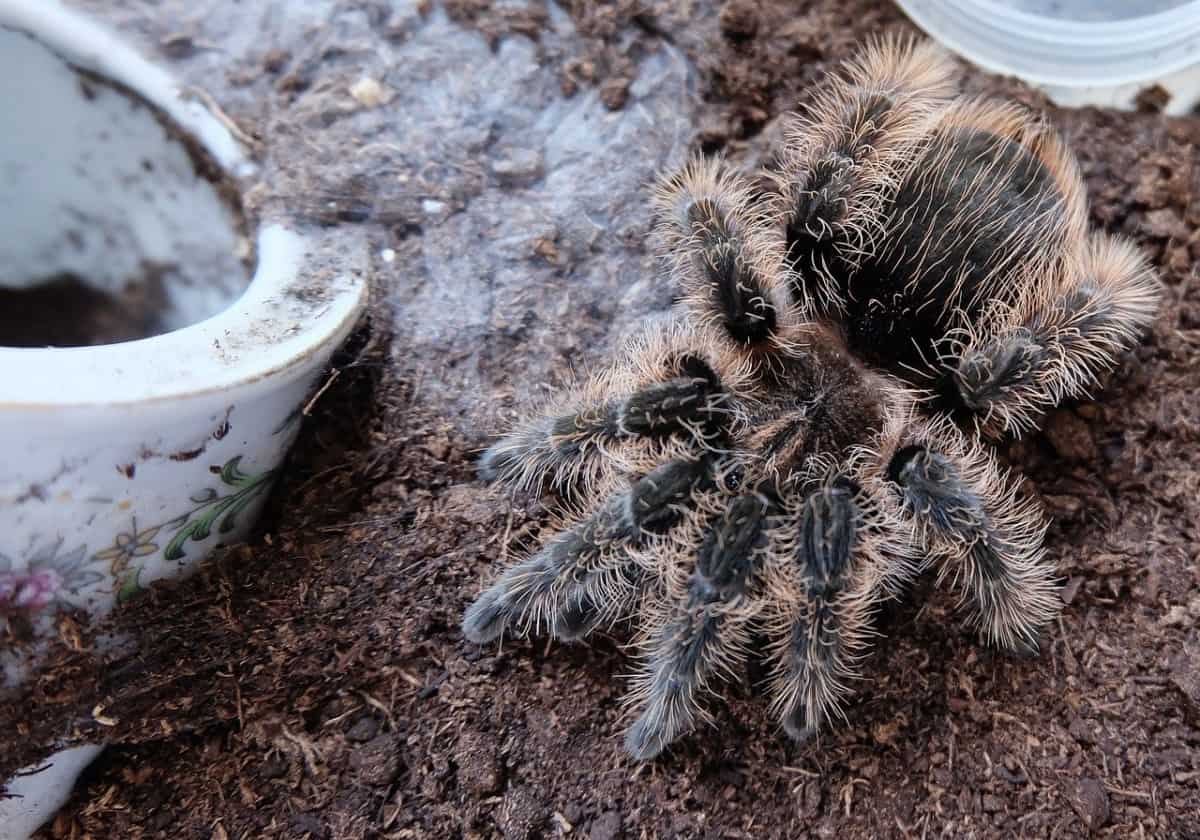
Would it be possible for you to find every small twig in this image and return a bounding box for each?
[498,505,515,566]
[360,690,398,732]
[396,670,423,689]
[280,726,324,776]
[321,704,363,728]
[1106,785,1152,801]
[304,368,342,416]
[180,85,261,151]
[841,778,868,817]
[779,765,820,778]
[992,710,1031,732]
[215,667,247,732]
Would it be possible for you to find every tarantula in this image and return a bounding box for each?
[462,36,1160,760]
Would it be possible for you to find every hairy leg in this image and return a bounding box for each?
[623,482,773,760]
[954,232,1160,434]
[889,420,1059,652]
[763,476,894,738]
[477,325,735,495]
[770,34,957,313]
[652,155,800,343]
[463,451,712,644]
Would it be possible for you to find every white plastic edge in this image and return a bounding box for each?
[897,0,1200,88]
[0,745,105,840]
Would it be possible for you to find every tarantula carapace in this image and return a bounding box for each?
[462,36,1160,760]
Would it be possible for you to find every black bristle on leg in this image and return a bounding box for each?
[547,403,622,456]
[955,328,1042,413]
[686,199,778,345]
[778,89,904,310]
[800,478,858,596]
[463,458,709,645]
[477,358,725,493]
[784,154,854,280]
[890,446,1008,590]
[777,478,861,739]
[624,490,769,760]
[888,442,1057,654]
[625,611,726,761]
[889,447,987,540]
[553,562,644,641]
[692,492,772,602]
[628,457,711,534]
[551,458,713,639]
[954,234,1160,434]
[618,371,722,439]
[787,92,893,262]
[550,367,724,446]
[653,156,788,347]
[461,496,633,644]
[779,620,817,742]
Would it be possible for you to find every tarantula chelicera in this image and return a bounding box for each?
[462,36,1160,760]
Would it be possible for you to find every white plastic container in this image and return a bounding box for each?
[896,0,1200,114]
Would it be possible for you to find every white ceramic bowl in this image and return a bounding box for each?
[0,1,368,835]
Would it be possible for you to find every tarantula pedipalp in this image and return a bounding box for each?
[463,36,1160,760]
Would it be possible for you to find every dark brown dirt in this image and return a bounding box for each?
[443,0,677,109]
[0,271,168,347]
[5,1,1199,838]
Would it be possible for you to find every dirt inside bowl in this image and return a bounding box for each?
[0,268,169,348]
[0,52,250,349]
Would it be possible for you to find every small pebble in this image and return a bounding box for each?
[346,716,380,743]
[348,733,403,787]
[349,77,391,108]
[491,149,544,184]
[497,786,540,840]
[1042,411,1099,462]
[1069,777,1110,832]
[589,811,623,840]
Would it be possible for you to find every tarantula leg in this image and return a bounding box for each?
[767,478,878,739]
[478,351,724,493]
[955,233,1160,434]
[462,456,710,644]
[771,35,956,311]
[888,433,1058,653]
[624,490,773,760]
[653,156,796,342]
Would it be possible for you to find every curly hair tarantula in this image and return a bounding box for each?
[462,36,1160,760]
